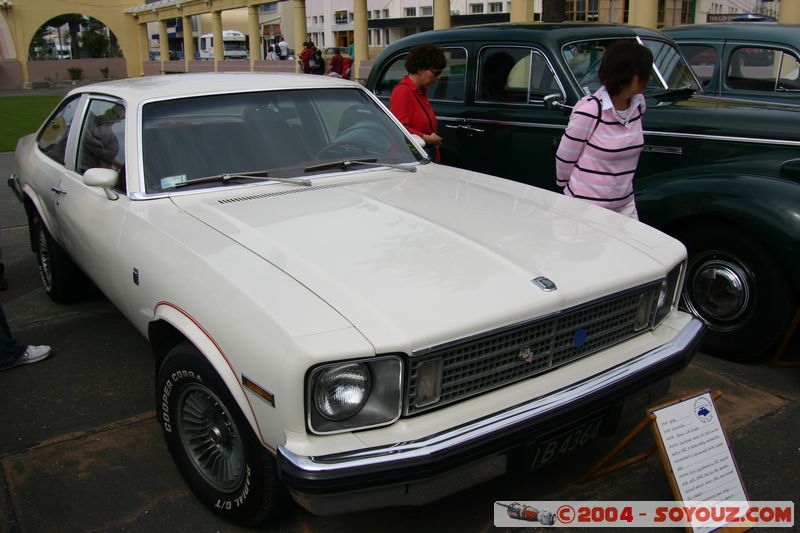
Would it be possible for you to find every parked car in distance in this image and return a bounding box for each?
[8,73,701,526]
[366,23,800,362]
[664,23,800,105]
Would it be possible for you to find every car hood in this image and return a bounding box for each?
[171,166,683,353]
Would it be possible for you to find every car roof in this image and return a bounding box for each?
[378,22,667,54]
[664,23,800,43]
[65,72,359,104]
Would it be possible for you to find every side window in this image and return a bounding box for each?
[777,52,800,91]
[375,54,408,97]
[37,97,80,165]
[76,100,126,191]
[681,44,717,87]
[478,48,559,104]
[429,48,467,102]
[374,47,467,103]
[727,47,782,92]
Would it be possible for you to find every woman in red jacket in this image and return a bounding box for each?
[389,44,446,162]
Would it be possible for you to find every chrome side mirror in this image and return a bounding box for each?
[544,93,573,110]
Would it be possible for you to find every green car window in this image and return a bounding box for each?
[728,47,800,93]
[563,38,699,95]
[374,47,467,102]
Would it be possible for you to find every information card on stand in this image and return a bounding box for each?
[650,391,748,532]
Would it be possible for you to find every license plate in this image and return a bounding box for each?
[530,415,604,469]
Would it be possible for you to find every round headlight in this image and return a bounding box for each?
[313,363,371,421]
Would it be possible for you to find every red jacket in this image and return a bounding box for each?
[299,47,313,73]
[390,76,440,160]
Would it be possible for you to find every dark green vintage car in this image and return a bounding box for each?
[366,23,800,362]
[664,23,800,106]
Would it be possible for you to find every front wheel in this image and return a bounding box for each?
[674,222,796,361]
[156,344,286,526]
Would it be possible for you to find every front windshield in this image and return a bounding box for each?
[562,37,700,96]
[141,88,423,193]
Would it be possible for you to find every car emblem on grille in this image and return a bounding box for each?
[532,276,557,291]
[517,346,535,364]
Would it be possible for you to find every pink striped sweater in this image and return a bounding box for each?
[555,87,646,212]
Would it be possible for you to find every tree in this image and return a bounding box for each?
[542,0,566,22]
[81,18,110,58]
[29,27,48,60]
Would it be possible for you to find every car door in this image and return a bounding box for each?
[52,96,130,307]
[454,43,568,190]
[32,95,84,241]
[370,44,473,169]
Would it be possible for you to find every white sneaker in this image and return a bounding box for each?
[0,345,51,371]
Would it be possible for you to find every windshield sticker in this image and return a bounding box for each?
[161,174,187,189]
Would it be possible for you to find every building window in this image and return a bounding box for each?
[312,16,318,24]
[382,29,390,46]
[383,9,390,18]
[470,4,484,14]
[566,0,599,22]
[335,10,347,24]
[374,10,380,18]
[320,15,324,24]
[422,6,433,16]
[680,0,693,24]
[405,7,417,17]
[489,2,502,12]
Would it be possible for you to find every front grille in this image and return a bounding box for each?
[405,283,660,415]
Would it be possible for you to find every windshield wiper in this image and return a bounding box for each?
[649,85,697,101]
[304,158,417,173]
[173,170,312,188]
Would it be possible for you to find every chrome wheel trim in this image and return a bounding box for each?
[683,257,752,333]
[176,383,245,493]
[37,226,53,291]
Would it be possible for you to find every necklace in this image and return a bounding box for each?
[614,106,631,126]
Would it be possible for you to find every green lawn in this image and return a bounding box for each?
[0,96,62,152]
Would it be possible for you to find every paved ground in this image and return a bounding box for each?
[0,147,798,532]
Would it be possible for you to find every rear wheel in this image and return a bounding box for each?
[32,212,83,303]
[156,344,286,526]
[674,222,795,361]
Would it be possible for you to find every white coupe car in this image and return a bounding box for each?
[9,73,703,526]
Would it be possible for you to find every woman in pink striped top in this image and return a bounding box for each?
[556,40,654,220]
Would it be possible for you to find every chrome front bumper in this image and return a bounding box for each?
[278,317,704,515]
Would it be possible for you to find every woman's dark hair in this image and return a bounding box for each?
[599,40,654,95]
[405,44,447,74]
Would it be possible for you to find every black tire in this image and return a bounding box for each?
[32,212,83,303]
[674,222,796,361]
[156,344,286,526]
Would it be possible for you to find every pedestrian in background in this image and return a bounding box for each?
[266,46,279,61]
[389,44,446,162]
[555,39,653,220]
[0,304,51,371]
[299,42,313,73]
[326,48,344,77]
[277,37,288,60]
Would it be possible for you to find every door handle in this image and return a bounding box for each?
[444,124,485,133]
[51,186,68,195]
